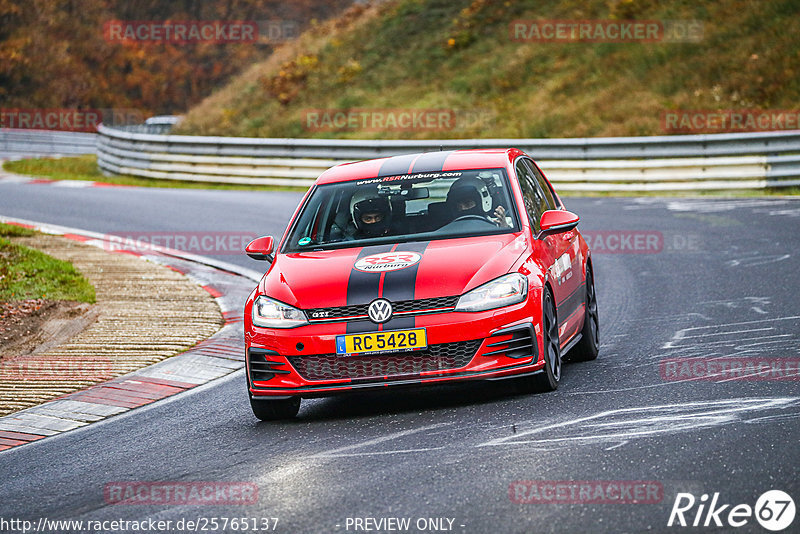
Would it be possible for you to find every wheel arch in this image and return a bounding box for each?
[585,253,594,281]
[542,278,557,324]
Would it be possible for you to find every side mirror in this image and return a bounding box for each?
[537,210,579,239]
[245,236,274,262]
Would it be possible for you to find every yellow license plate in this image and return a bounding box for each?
[336,328,427,355]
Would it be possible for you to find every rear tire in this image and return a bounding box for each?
[522,288,561,393]
[568,266,599,362]
[249,396,300,421]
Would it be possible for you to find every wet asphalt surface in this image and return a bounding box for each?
[1,180,799,533]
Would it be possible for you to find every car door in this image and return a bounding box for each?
[523,158,583,343]
[514,158,577,347]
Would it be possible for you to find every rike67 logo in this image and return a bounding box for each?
[668,490,795,531]
[354,252,421,272]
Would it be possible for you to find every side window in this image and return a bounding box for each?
[523,159,558,210]
[515,160,547,233]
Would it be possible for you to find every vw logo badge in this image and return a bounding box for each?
[367,299,393,323]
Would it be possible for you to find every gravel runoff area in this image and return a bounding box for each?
[0,232,224,417]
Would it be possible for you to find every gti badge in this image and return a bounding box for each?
[368,299,393,323]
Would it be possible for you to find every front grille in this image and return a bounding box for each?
[306,296,459,322]
[394,296,459,313]
[287,339,481,381]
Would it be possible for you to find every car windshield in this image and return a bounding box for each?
[282,168,519,252]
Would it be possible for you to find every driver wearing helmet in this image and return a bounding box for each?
[446,176,510,227]
[350,189,393,238]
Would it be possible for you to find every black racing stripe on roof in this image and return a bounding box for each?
[377,153,419,177]
[410,150,456,173]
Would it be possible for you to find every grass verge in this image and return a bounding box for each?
[0,223,95,303]
[0,222,34,238]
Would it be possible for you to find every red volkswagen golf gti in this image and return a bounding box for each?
[244,148,598,419]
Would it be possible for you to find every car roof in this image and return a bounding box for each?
[315,148,526,185]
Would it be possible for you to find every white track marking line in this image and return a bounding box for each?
[727,254,791,267]
[308,422,451,458]
[312,447,446,458]
[716,369,800,384]
[668,334,792,348]
[675,327,773,339]
[477,398,799,447]
[662,316,800,349]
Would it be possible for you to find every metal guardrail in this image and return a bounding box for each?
[97,124,800,158]
[0,129,97,157]
[15,125,800,191]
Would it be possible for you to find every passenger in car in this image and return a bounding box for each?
[446,177,510,227]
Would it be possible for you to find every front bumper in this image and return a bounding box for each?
[246,302,544,398]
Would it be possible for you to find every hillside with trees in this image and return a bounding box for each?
[0,0,351,119]
[175,0,800,139]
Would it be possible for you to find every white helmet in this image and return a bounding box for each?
[446,176,493,215]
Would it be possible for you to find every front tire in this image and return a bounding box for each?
[249,396,300,421]
[522,288,561,393]
[568,266,599,362]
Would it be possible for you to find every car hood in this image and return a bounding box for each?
[261,233,529,308]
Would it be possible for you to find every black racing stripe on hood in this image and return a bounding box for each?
[346,244,394,333]
[380,241,430,330]
[410,150,455,173]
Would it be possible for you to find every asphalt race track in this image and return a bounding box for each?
[1,178,799,533]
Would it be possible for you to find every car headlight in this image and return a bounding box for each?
[252,295,308,328]
[455,273,528,312]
